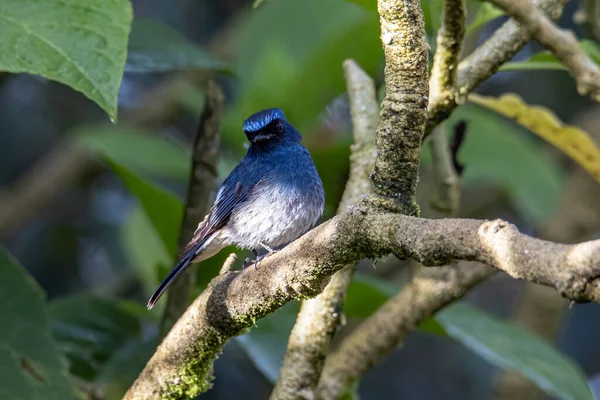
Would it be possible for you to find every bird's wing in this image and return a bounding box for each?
[182,177,262,254]
[147,177,263,309]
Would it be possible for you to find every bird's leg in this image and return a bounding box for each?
[242,244,278,270]
[243,249,260,270]
[259,242,278,255]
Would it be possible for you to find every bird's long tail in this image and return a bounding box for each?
[147,236,209,310]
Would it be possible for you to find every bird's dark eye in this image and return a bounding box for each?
[275,122,284,133]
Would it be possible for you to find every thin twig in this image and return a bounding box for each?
[489,0,600,101]
[270,59,378,400]
[428,0,466,217]
[159,81,224,336]
[429,125,462,216]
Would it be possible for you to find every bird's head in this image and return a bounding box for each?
[243,108,302,147]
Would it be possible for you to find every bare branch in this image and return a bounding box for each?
[489,0,600,101]
[425,0,568,137]
[270,59,378,400]
[427,0,466,217]
[316,262,493,400]
[367,0,429,214]
[429,126,462,215]
[429,0,466,109]
[159,81,224,335]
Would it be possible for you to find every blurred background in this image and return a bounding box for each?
[1,0,599,399]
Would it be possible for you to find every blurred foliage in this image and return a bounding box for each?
[1,0,599,398]
[0,0,133,120]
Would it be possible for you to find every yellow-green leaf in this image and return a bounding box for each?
[469,93,600,184]
[0,0,133,121]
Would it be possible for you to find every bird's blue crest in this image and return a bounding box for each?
[243,108,285,132]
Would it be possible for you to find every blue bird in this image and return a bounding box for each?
[147,108,325,309]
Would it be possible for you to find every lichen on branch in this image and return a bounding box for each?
[368,0,429,215]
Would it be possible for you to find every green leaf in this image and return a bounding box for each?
[236,302,300,383]
[439,103,564,223]
[466,2,505,36]
[437,303,593,400]
[107,160,183,256]
[74,126,191,181]
[345,274,447,335]
[126,19,229,73]
[0,0,133,121]
[48,295,142,382]
[0,248,81,400]
[501,40,600,71]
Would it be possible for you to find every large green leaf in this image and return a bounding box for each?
[438,303,593,400]
[126,19,229,73]
[424,103,564,223]
[108,160,184,257]
[0,248,81,400]
[501,40,600,71]
[0,0,132,121]
[74,126,191,180]
[48,295,142,382]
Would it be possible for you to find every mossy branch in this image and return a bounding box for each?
[366,0,429,215]
[124,208,600,399]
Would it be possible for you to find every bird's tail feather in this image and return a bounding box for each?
[147,236,209,310]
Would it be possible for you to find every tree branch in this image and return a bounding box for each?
[124,208,600,399]
[315,262,493,400]
[427,0,466,217]
[425,0,568,137]
[159,81,224,335]
[489,0,600,102]
[367,0,429,215]
[270,59,378,400]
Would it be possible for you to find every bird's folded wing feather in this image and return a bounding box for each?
[181,177,263,255]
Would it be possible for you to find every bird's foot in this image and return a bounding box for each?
[242,248,279,270]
